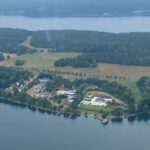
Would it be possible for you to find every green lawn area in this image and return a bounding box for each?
[79,104,114,114]
[113,78,142,104]
[16,52,80,68]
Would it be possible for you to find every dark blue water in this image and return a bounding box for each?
[0,103,150,150]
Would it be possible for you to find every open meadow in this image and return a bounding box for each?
[2,51,150,79]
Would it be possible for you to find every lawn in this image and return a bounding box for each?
[17,51,80,68]
[106,77,142,104]
[116,79,142,104]
[79,104,114,114]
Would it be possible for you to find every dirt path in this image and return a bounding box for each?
[20,36,49,52]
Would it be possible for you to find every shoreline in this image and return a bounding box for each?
[0,97,141,124]
[0,97,81,118]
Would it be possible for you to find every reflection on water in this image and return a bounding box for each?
[0,101,150,150]
[1,99,150,124]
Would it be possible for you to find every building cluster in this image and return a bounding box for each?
[5,86,14,94]
[57,90,76,103]
[32,78,51,98]
[5,75,114,108]
[26,77,76,104]
[81,95,114,107]
[6,76,36,94]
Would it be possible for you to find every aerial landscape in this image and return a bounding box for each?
[1,0,150,150]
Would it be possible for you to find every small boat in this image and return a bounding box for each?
[101,118,109,125]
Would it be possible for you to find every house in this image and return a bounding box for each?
[34,83,46,92]
[39,78,50,83]
[57,89,76,103]
[57,90,76,96]
[81,98,107,107]
[101,96,113,103]
[5,87,14,94]
[80,95,114,107]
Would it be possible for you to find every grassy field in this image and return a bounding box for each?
[79,104,114,114]
[2,52,150,80]
[17,51,80,68]
[0,51,80,68]
[59,63,150,79]
[103,76,142,103]
[116,79,142,103]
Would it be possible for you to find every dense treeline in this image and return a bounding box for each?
[0,53,4,61]
[0,67,32,88]
[54,57,97,68]
[15,59,25,66]
[55,50,150,67]
[31,30,150,53]
[0,91,52,110]
[0,28,32,54]
[137,77,150,113]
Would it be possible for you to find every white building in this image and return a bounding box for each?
[57,90,76,96]
[101,96,113,103]
[56,90,76,103]
[81,99,107,107]
[39,78,50,83]
[80,95,114,107]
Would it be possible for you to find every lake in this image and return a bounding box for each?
[0,16,150,32]
[0,102,150,150]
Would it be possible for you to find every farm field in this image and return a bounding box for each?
[1,51,150,80]
[66,63,150,79]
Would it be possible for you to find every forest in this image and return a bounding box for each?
[0,67,32,88]
[0,28,32,54]
[136,77,150,113]
[2,29,150,67]
[0,53,4,61]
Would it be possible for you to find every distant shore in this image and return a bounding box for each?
[1,15,150,32]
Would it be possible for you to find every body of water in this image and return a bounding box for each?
[0,103,150,150]
[0,16,150,32]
